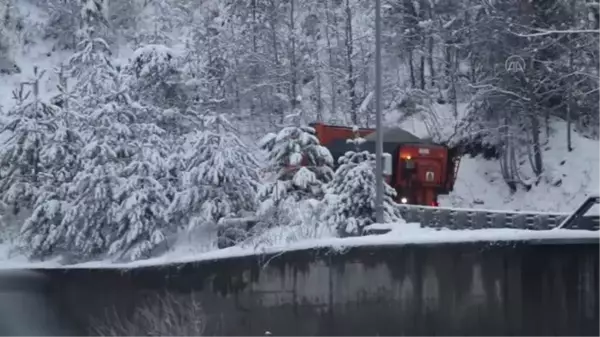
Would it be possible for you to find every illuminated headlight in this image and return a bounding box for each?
[400,197,408,204]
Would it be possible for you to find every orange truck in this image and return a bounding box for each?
[310,122,461,206]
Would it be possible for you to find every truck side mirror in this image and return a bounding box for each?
[383,153,392,176]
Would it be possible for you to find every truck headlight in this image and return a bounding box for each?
[400,197,408,204]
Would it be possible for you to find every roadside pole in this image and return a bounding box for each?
[374,0,384,223]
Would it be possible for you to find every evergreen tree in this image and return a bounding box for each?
[17,4,118,260]
[168,113,260,231]
[69,66,170,262]
[321,131,402,237]
[67,5,113,106]
[22,62,171,262]
[109,159,170,261]
[0,68,59,221]
[257,125,333,226]
[18,67,85,260]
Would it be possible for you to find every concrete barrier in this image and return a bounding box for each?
[38,238,599,336]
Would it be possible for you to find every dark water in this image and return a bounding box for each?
[0,270,77,336]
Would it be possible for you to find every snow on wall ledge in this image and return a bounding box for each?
[37,238,599,335]
[1,223,598,270]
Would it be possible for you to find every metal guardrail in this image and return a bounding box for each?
[397,197,599,231]
[398,196,600,230]
[217,197,600,248]
[556,196,600,230]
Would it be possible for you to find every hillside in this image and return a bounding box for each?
[386,103,599,213]
[442,118,599,213]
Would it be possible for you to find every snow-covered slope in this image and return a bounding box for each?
[386,101,598,214]
[441,118,599,213]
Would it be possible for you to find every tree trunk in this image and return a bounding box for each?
[450,48,458,118]
[419,55,425,90]
[324,0,337,118]
[427,4,435,87]
[269,0,283,123]
[566,0,575,152]
[444,44,452,89]
[529,114,543,176]
[345,0,358,124]
[500,115,517,192]
[289,0,298,112]
[408,49,416,88]
[428,37,435,87]
[251,0,258,53]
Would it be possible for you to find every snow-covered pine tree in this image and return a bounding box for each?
[168,113,260,231]
[17,4,118,261]
[17,66,86,260]
[31,62,172,262]
[67,0,113,106]
[0,68,59,227]
[321,129,402,237]
[110,158,170,261]
[257,125,334,226]
[41,65,85,189]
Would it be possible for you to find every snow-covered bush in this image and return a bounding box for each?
[257,125,334,227]
[321,147,402,237]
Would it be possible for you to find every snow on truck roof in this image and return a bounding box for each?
[362,127,434,145]
[311,122,437,146]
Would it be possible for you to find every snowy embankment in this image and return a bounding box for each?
[442,118,599,213]
[387,102,599,214]
[0,222,597,270]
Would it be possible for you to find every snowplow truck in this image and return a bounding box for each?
[310,122,461,206]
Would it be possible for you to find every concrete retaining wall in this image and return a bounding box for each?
[40,239,599,336]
